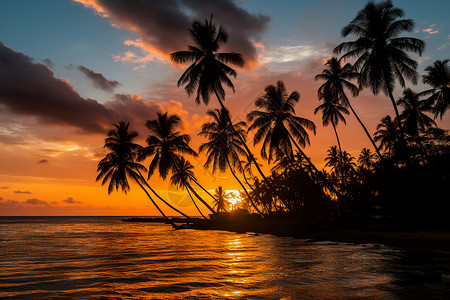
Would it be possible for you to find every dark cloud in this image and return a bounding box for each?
[0,42,113,133]
[42,58,54,69]
[14,191,32,194]
[0,187,8,189]
[0,197,3,201]
[25,198,48,205]
[77,0,270,66]
[38,159,49,164]
[63,197,83,204]
[78,65,120,92]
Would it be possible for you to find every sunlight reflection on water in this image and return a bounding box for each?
[1,217,449,299]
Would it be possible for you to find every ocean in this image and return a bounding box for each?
[1,217,449,299]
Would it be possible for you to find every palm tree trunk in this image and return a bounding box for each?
[226,158,264,215]
[186,182,216,214]
[186,187,208,219]
[387,88,409,161]
[135,169,191,219]
[331,120,344,216]
[343,95,383,159]
[189,177,218,202]
[133,176,178,229]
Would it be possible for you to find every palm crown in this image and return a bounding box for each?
[171,17,245,105]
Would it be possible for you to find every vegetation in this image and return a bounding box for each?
[97,0,450,229]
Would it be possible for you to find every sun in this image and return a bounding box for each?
[227,190,242,210]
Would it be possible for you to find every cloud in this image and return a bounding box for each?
[78,65,120,92]
[74,0,270,67]
[0,197,3,201]
[14,190,32,194]
[25,198,48,205]
[423,24,439,35]
[0,42,112,133]
[62,197,83,204]
[38,159,49,164]
[0,187,8,189]
[42,58,54,69]
[262,45,326,64]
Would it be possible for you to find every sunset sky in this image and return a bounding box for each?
[1,0,449,216]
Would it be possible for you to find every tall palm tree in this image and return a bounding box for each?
[138,112,206,217]
[315,57,382,159]
[96,122,177,228]
[325,146,341,176]
[213,186,230,213]
[374,115,399,156]
[247,81,316,166]
[420,59,450,119]
[171,17,271,193]
[170,157,211,218]
[397,88,436,137]
[334,0,425,160]
[199,108,263,214]
[314,89,349,174]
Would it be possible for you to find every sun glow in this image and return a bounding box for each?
[227,190,243,210]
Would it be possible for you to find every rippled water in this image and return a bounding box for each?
[1,217,449,299]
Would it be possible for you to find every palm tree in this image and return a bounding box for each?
[96,122,177,228]
[213,186,230,213]
[325,146,341,176]
[247,81,316,166]
[358,148,376,170]
[420,59,450,119]
[334,0,425,160]
[139,112,213,216]
[397,88,436,137]
[170,157,211,218]
[171,17,271,194]
[374,115,399,156]
[315,57,382,159]
[199,108,263,214]
[314,89,349,174]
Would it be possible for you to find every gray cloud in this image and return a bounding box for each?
[38,159,49,164]
[63,197,83,204]
[0,187,8,189]
[25,198,48,205]
[77,0,270,66]
[14,191,32,194]
[78,65,120,92]
[42,58,54,69]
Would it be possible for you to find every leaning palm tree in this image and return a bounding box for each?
[199,108,263,214]
[374,115,399,156]
[170,157,211,218]
[96,122,177,228]
[171,17,271,193]
[139,112,213,216]
[397,88,436,137]
[420,59,450,119]
[314,89,349,174]
[334,0,425,160]
[315,57,382,159]
[213,186,230,213]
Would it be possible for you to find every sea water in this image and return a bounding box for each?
[1,217,449,299]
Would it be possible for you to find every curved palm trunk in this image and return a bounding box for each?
[287,133,344,200]
[343,95,383,159]
[133,176,178,229]
[189,177,218,202]
[186,182,216,214]
[186,187,207,219]
[331,120,345,186]
[226,158,264,215]
[135,169,191,218]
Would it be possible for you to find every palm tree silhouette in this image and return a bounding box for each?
[325,146,341,176]
[170,156,211,218]
[315,57,382,159]
[171,17,271,195]
[374,115,399,156]
[213,186,230,213]
[397,88,436,137]
[138,112,199,218]
[199,108,263,214]
[314,88,349,177]
[358,148,376,170]
[96,122,177,228]
[334,0,425,160]
[420,59,450,119]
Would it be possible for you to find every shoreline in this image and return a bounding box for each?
[123,217,450,251]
